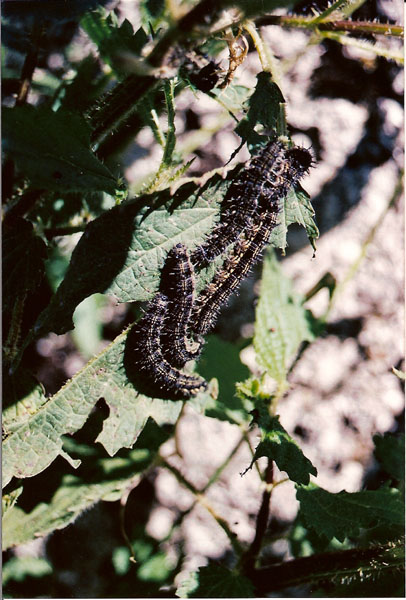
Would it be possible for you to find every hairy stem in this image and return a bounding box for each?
[249,540,404,594]
[256,15,404,37]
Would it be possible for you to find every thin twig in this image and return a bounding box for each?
[240,460,274,571]
[16,22,43,106]
[161,458,244,554]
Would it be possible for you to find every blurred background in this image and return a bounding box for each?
[2,0,404,597]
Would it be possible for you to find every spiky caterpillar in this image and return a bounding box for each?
[131,292,207,399]
[191,142,312,269]
[160,243,202,367]
[191,144,313,336]
[192,214,278,336]
[132,141,312,398]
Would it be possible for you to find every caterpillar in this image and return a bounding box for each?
[191,141,312,268]
[160,243,202,367]
[130,292,207,399]
[131,141,313,398]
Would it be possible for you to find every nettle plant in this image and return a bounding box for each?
[2,0,404,597]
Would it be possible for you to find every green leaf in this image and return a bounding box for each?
[247,412,317,484]
[33,179,226,337]
[2,420,170,548]
[2,106,118,194]
[254,251,317,385]
[137,552,173,582]
[81,9,149,75]
[3,218,47,314]
[198,336,252,425]
[57,55,110,113]
[3,326,211,486]
[140,0,167,31]
[2,487,23,518]
[373,433,405,482]
[235,72,285,144]
[71,293,106,359]
[297,484,405,542]
[210,84,251,114]
[34,162,317,340]
[3,556,52,584]
[276,187,319,251]
[3,369,47,434]
[184,564,254,598]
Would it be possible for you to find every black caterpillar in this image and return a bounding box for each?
[131,141,313,398]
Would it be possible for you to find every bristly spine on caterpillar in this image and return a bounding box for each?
[160,243,202,368]
[131,140,313,398]
[130,292,207,399]
[191,141,313,270]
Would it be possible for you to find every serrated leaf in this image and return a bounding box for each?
[186,565,254,598]
[2,326,211,487]
[374,433,405,482]
[254,251,317,385]
[2,106,118,194]
[247,413,317,484]
[277,187,319,250]
[2,420,170,548]
[140,0,166,31]
[33,178,226,337]
[81,9,149,75]
[34,164,317,340]
[235,72,285,144]
[297,484,404,542]
[3,218,47,314]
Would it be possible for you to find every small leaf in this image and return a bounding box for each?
[185,564,254,598]
[81,9,149,75]
[276,187,319,251]
[2,420,170,548]
[211,84,251,113]
[197,336,252,425]
[254,251,317,385]
[235,72,285,144]
[2,487,23,518]
[297,484,404,542]
[373,433,405,482]
[3,218,47,314]
[247,413,317,484]
[3,106,118,194]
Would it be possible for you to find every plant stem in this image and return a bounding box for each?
[243,21,282,88]
[249,540,404,594]
[318,30,404,64]
[16,22,42,106]
[240,460,274,570]
[255,15,404,37]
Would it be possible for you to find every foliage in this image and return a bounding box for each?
[2,0,403,598]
